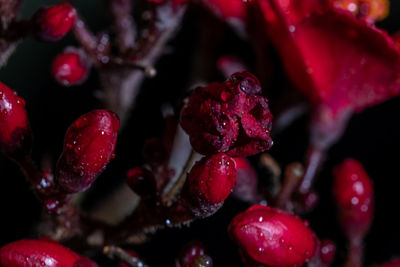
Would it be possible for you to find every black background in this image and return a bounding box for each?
[1,0,400,266]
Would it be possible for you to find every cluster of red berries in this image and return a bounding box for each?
[1,0,400,266]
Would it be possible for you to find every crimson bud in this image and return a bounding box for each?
[0,82,31,158]
[56,110,119,193]
[33,4,76,41]
[52,50,90,86]
[229,205,316,267]
[0,239,96,267]
[181,153,236,216]
[333,159,374,241]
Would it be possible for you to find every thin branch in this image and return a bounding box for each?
[109,0,136,54]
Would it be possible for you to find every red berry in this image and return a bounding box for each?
[52,50,89,86]
[319,239,336,264]
[180,71,273,157]
[126,167,157,198]
[0,239,81,266]
[333,159,374,240]
[0,82,31,158]
[177,241,206,267]
[56,110,120,193]
[33,4,76,41]
[181,153,237,216]
[228,205,316,267]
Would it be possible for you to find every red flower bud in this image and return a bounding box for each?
[319,239,336,265]
[126,167,157,198]
[333,159,374,240]
[52,50,90,86]
[33,4,76,41]
[0,239,85,266]
[229,205,316,267]
[56,110,120,193]
[177,241,206,267]
[180,72,273,157]
[181,153,237,216]
[0,82,31,157]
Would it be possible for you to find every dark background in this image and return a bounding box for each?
[1,1,400,266]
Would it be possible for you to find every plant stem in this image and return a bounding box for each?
[297,146,325,195]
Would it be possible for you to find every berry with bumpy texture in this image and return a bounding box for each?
[333,159,374,240]
[56,110,120,193]
[33,4,76,41]
[0,81,31,158]
[229,205,316,267]
[180,71,273,157]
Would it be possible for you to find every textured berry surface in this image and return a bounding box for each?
[180,71,273,157]
[229,205,316,267]
[56,110,120,193]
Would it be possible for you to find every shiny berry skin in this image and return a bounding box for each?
[56,110,120,193]
[0,239,81,266]
[229,205,316,267]
[180,71,273,157]
[319,239,336,264]
[0,82,31,157]
[33,4,76,41]
[126,167,157,198]
[177,241,206,267]
[333,159,374,240]
[181,153,237,216]
[52,51,89,86]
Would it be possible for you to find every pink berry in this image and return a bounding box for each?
[33,4,76,41]
[333,159,374,240]
[229,205,316,267]
[181,153,237,216]
[180,71,273,157]
[0,81,31,158]
[56,110,120,193]
[52,51,89,86]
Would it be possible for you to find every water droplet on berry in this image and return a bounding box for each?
[239,78,262,95]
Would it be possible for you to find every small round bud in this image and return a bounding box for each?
[0,82,32,158]
[52,49,90,86]
[181,153,237,216]
[229,205,316,267]
[56,110,120,193]
[33,4,76,41]
[333,159,374,241]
